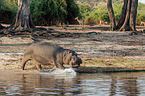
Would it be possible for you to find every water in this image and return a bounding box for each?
[0,69,145,96]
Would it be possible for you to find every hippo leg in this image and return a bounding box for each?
[58,64,65,69]
[53,59,59,68]
[49,61,65,72]
[54,60,65,70]
[49,65,64,72]
[49,67,56,72]
[35,62,43,71]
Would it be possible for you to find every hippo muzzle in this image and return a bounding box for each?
[70,56,82,68]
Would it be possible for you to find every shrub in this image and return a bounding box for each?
[77,1,145,26]
[137,2,145,25]
[77,2,91,18]
[0,0,80,26]
[0,0,17,24]
[82,2,109,25]
[113,1,123,21]
[1,0,145,26]
[30,0,67,26]
[0,0,17,14]
[65,0,80,24]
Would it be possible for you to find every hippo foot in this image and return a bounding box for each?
[49,67,57,73]
[39,70,44,72]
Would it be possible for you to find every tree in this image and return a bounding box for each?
[107,0,116,30]
[0,24,3,30]
[107,0,138,31]
[8,0,35,32]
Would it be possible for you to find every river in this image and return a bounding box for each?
[0,69,145,96]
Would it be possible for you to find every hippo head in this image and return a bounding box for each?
[63,50,82,68]
[70,56,82,68]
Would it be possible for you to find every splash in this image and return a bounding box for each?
[50,68,76,76]
[39,68,77,78]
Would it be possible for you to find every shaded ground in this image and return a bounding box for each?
[0,25,145,72]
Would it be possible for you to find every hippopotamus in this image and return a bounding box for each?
[21,42,82,71]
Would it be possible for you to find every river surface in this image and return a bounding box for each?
[0,69,145,96]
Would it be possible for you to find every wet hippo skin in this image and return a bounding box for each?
[22,42,82,71]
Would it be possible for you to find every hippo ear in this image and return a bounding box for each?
[68,51,72,55]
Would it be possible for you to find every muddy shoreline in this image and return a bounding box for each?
[0,25,145,73]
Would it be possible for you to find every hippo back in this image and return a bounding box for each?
[26,42,63,64]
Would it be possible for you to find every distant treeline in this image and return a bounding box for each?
[0,0,145,26]
[78,1,145,25]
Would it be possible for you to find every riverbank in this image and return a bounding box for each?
[0,25,145,73]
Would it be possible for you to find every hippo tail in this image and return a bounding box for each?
[22,46,33,70]
[21,54,32,70]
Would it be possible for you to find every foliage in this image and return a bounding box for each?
[0,0,80,26]
[65,0,80,24]
[77,1,145,25]
[77,2,91,18]
[30,0,67,26]
[0,0,17,14]
[0,0,17,23]
[0,0,145,26]
[136,2,145,25]
[87,7,109,25]
[113,1,123,21]
[78,1,109,25]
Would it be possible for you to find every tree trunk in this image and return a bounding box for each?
[107,0,116,31]
[8,0,35,32]
[107,0,138,31]
[130,0,138,31]
[119,0,132,31]
[0,24,4,30]
[116,0,128,29]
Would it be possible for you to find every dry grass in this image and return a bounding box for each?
[0,25,145,71]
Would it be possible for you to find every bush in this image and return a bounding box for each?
[0,0,80,26]
[77,1,145,26]
[0,0,17,24]
[30,0,67,26]
[77,2,91,18]
[0,0,17,14]
[113,1,123,21]
[1,0,144,26]
[137,2,145,25]
[65,0,80,24]
[79,2,109,25]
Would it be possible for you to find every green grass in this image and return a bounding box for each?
[82,56,145,68]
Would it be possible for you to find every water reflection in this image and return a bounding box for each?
[109,74,140,96]
[0,73,81,96]
[121,77,139,96]
[0,72,145,96]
